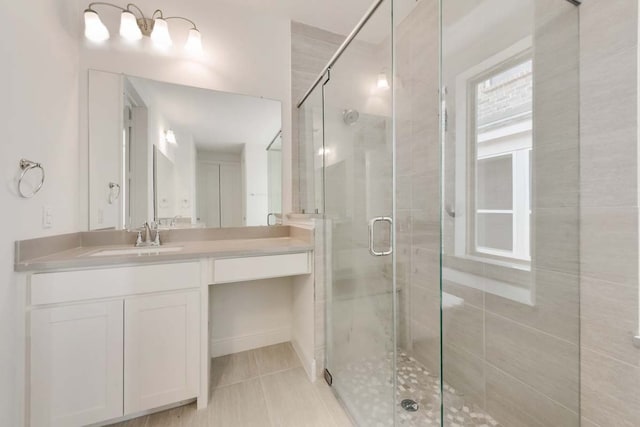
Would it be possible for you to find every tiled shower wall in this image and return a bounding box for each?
[394,0,441,374]
[579,1,640,425]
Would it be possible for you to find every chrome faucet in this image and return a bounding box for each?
[135,221,160,247]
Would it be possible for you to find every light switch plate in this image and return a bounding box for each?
[42,205,53,228]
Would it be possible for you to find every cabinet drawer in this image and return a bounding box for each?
[30,262,201,306]
[213,252,311,284]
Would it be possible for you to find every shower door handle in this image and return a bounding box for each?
[369,216,393,256]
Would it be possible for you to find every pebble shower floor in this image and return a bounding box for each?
[334,351,501,426]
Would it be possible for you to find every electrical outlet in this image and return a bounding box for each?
[42,205,53,229]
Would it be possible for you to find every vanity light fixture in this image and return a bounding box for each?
[84,9,110,42]
[165,129,177,144]
[119,10,142,41]
[83,2,202,52]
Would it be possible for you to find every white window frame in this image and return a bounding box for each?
[454,37,532,268]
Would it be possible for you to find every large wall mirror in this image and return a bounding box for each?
[88,70,282,230]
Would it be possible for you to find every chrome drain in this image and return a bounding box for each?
[401,399,419,412]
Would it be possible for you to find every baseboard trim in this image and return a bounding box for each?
[292,338,316,382]
[210,327,292,357]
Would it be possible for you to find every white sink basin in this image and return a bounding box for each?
[88,246,184,257]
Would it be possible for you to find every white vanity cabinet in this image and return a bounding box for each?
[30,301,124,427]
[124,291,200,414]
[27,262,202,427]
[23,248,314,425]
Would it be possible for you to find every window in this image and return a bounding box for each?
[471,57,532,262]
[453,39,532,266]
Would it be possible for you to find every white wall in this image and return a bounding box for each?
[209,278,293,356]
[79,0,293,229]
[0,2,80,425]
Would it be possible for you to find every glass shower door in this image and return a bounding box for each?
[323,0,396,424]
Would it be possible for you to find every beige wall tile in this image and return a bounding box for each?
[411,247,440,290]
[580,207,639,286]
[534,0,579,79]
[580,46,638,208]
[534,141,580,209]
[580,417,601,427]
[443,344,485,409]
[443,303,484,357]
[579,0,637,65]
[485,364,579,427]
[581,349,640,427]
[533,207,579,275]
[485,313,579,412]
[442,280,484,309]
[485,269,579,343]
[411,320,441,375]
[410,284,440,329]
[581,276,639,367]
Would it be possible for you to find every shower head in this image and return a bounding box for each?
[343,109,359,125]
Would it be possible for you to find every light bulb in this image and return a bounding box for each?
[120,11,142,41]
[151,18,172,48]
[165,130,177,144]
[184,28,202,53]
[377,72,390,90]
[84,10,110,42]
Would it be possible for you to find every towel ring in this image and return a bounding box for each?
[18,159,45,198]
[108,182,121,204]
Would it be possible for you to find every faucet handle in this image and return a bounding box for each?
[135,231,143,247]
[153,230,161,246]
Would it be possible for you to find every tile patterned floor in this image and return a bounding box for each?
[334,352,501,427]
[109,345,500,427]
[109,342,353,427]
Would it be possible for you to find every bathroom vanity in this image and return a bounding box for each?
[15,226,315,427]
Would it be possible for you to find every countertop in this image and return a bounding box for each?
[15,227,314,273]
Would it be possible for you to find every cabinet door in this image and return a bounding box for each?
[124,291,200,414]
[31,301,124,427]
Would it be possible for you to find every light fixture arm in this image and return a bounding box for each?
[125,3,146,20]
[87,2,126,13]
[164,16,199,30]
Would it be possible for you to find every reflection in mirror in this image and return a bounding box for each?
[266,131,282,224]
[88,70,282,230]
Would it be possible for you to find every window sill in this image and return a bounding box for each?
[442,254,533,306]
[459,253,530,272]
